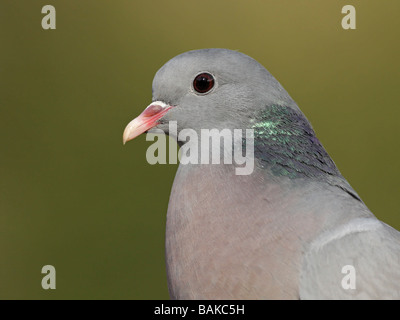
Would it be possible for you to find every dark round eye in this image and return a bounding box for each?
[193,73,215,94]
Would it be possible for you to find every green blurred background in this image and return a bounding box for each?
[0,0,399,299]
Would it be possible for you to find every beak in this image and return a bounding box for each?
[122,101,173,144]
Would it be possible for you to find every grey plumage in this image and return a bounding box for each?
[125,48,400,299]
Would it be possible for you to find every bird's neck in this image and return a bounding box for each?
[250,105,340,179]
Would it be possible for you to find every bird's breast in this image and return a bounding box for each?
[165,163,327,299]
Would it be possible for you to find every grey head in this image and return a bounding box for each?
[151,48,299,136]
[124,49,356,189]
[150,49,345,180]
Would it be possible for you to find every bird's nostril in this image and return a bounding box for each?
[142,104,163,117]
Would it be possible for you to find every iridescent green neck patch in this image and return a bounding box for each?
[251,105,339,179]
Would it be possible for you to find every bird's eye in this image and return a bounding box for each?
[193,73,215,94]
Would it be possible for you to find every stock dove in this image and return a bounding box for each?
[123,49,400,299]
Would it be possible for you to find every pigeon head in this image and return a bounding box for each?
[123,49,340,179]
[123,48,297,142]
